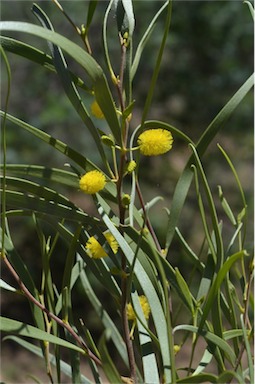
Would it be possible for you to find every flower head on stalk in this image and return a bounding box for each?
[137,129,173,156]
[86,233,118,259]
[127,295,150,338]
[79,170,106,195]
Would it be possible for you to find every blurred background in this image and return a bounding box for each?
[1,0,253,382]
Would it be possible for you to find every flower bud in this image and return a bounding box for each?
[122,194,131,208]
[101,135,115,147]
[174,345,181,355]
[126,160,137,174]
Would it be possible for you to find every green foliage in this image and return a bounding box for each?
[0,1,253,383]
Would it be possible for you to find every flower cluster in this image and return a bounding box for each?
[79,170,106,195]
[126,295,150,321]
[137,129,173,156]
[86,233,118,259]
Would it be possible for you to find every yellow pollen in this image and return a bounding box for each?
[137,129,173,156]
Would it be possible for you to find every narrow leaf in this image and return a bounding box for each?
[0,36,89,90]
[0,278,17,292]
[240,314,254,383]
[98,332,122,384]
[97,205,173,383]
[176,373,217,383]
[218,185,237,225]
[0,317,85,354]
[199,250,247,333]
[32,3,109,166]
[3,336,93,384]
[175,268,194,314]
[131,292,160,384]
[131,1,168,79]
[0,22,121,141]
[173,324,236,364]
[166,74,254,249]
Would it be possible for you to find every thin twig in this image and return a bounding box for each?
[51,0,92,53]
[2,252,102,367]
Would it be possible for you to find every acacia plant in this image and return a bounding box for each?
[0,1,254,383]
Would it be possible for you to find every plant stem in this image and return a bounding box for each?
[2,252,102,367]
[116,154,137,383]
[115,38,137,383]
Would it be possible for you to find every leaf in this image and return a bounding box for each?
[41,216,121,300]
[192,349,213,375]
[218,185,237,226]
[0,317,85,354]
[176,373,217,383]
[98,331,122,384]
[0,21,121,142]
[244,1,255,21]
[121,0,135,37]
[199,250,247,333]
[175,268,194,314]
[131,292,160,384]
[62,225,82,294]
[97,205,174,383]
[77,257,129,368]
[33,215,56,333]
[140,1,172,126]
[1,42,11,261]
[196,253,215,313]
[165,73,254,249]
[32,3,109,167]
[124,224,196,312]
[1,227,46,331]
[175,228,204,272]
[0,36,89,90]
[0,112,117,202]
[1,164,79,188]
[0,278,17,292]
[0,112,88,170]
[217,143,248,248]
[216,371,243,384]
[240,314,254,383]
[190,144,224,268]
[2,176,77,208]
[131,1,168,79]
[115,0,135,37]
[3,336,93,384]
[173,324,236,365]
[2,189,99,224]
[86,1,98,31]
[223,329,245,340]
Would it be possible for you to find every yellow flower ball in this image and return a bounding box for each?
[91,100,104,119]
[86,233,118,259]
[126,295,150,321]
[79,170,106,194]
[137,129,173,156]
